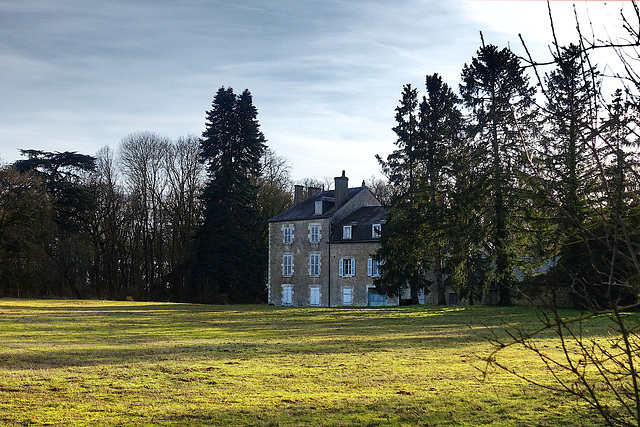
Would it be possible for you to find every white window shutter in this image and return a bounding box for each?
[351,258,356,277]
[339,259,344,277]
[368,258,372,276]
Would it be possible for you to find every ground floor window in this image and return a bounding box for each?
[310,286,320,306]
[342,287,352,305]
[368,287,386,307]
[282,285,293,305]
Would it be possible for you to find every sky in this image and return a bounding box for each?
[0,1,634,185]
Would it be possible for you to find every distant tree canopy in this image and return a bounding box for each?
[0,104,290,302]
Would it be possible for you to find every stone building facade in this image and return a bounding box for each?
[267,171,397,307]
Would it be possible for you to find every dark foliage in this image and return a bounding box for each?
[190,87,266,303]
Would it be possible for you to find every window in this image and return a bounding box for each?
[343,225,352,239]
[342,287,353,305]
[282,285,293,306]
[372,223,382,238]
[309,253,320,277]
[282,225,293,244]
[339,258,355,277]
[368,287,386,307]
[309,223,321,243]
[282,253,293,277]
[315,200,323,215]
[310,286,320,306]
[368,257,381,277]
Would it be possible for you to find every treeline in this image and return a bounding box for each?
[0,89,293,302]
[375,24,640,307]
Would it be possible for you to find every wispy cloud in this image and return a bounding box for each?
[0,0,632,180]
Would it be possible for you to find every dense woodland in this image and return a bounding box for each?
[1,6,640,308]
[376,21,640,309]
[0,90,293,302]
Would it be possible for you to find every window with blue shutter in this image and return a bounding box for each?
[368,257,380,277]
[340,258,355,277]
[310,286,320,306]
[282,285,293,305]
[342,288,352,305]
[283,225,293,244]
[309,223,321,243]
[282,253,293,277]
[309,253,320,277]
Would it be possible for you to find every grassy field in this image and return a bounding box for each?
[0,300,614,426]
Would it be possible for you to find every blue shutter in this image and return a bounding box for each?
[339,259,344,277]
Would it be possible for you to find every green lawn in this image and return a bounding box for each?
[0,300,611,426]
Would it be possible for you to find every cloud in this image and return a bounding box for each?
[2,0,630,181]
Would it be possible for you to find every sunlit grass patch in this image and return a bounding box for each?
[0,300,620,425]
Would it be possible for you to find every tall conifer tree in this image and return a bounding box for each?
[191,87,266,303]
[419,74,462,304]
[376,77,461,304]
[458,43,536,305]
[376,84,426,302]
[542,44,600,293]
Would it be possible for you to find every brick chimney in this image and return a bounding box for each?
[294,185,304,205]
[307,186,322,199]
[334,170,348,207]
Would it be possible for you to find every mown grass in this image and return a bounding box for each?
[0,300,618,426]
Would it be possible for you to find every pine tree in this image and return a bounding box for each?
[375,77,462,304]
[375,84,427,302]
[458,43,536,305]
[191,87,266,303]
[541,44,600,295]
[419,73,463,304]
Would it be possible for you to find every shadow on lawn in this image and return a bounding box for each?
[0,329,487,370]
[0,302,534,370]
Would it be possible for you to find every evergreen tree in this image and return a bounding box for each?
[458,43,536,305]
[419,73,463,304]
[375,84,428,303]
[13,150,96,297]
[0,167,54,297]
[540,44,601,297]
[191,87,266,303]
[375,77,462,304]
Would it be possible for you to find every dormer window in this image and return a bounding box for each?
[372,224,382,238]
[315,200,323,215]
[343,225,352,240]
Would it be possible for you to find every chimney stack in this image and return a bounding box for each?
[334,170,348,207]
[307,186,321,199]
[294,185,304,205]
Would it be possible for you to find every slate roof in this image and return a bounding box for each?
[331,205,388,243]
[269,187,366,222]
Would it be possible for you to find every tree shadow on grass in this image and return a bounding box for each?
[0,302,563,371]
